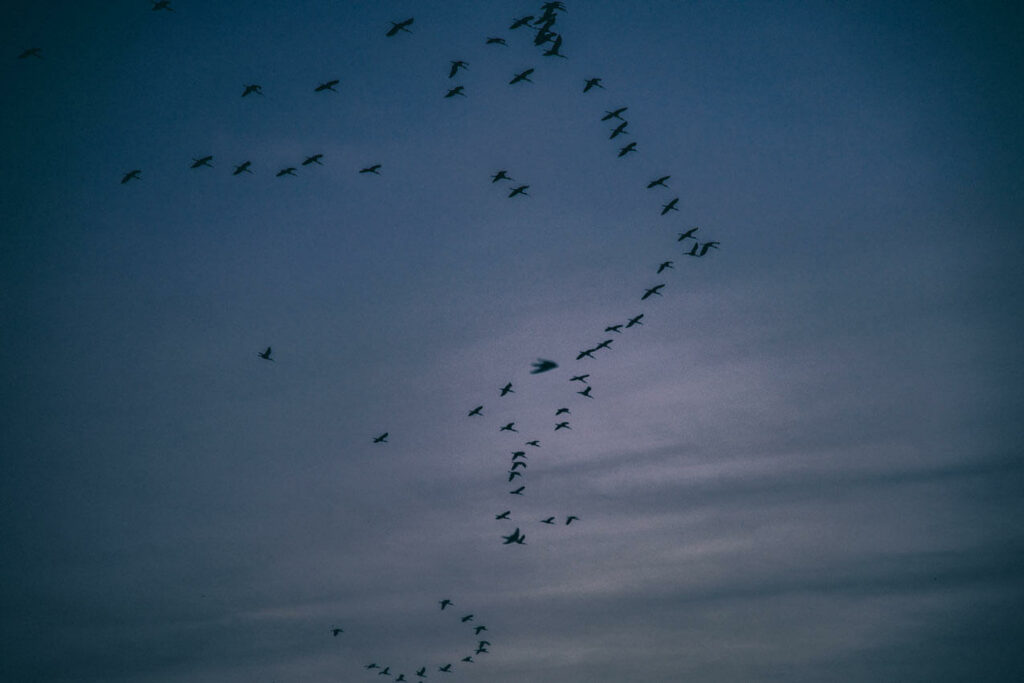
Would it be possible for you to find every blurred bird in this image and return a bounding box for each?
[508,470,522,482]
[439,599,453,610]
[302,154,323,166]
[511,461,527,470]
[241,84,262,97]
[315,79,339,92]
[461,657,474,663]
[555,407,570,415]
[510,486,525,495]
[360,164,382,174]
[618,142,638,157]
[330,627,343,636]
[577,386,593,398]
[595,339,613,351]
[509,16,535,30]
[570,374,589,383]
[541,517,556,524]
[508,184,530,198]
[468,405,483,417]
[449,60,469,77]
[366,663,380,670]
[461,614,474,622]
[605,324,623,333]
[566,515,580,525]
[475,627,488,635]
[657,261,674,273]
[576,348,596,360]
[583,77,604,92]
[232,161,253,175]
[502,527,526,543]
[542,34,566,58]
[151,0,173,10]
[276,167,296,177]
[509,68,535,84]
[257,347,274,361]
[660,198,679,215]
[642,284,665,300]
[531,358,557,373]
[190,156,213,168]
[18,48,43,59]
[379,667,391,676]
[373,432,388,443]
[525,440,541,447]
[554,421,571,430]
[439,664,453,672]
[386,17,414,36]
[120,169,141,184]
[699,241,720,256]
[444,86,466,98]
[486,36,508,46]
[602,107,628,121]
[500,382,513,396]
[496,510,511,520]
[609,121,629,139]
[647,175,671,189]
[416,667,428,677]
[626,314,644,327]
[500,422,518,432]
[677,226,699,241]
[491,170,513,182]
[511,451,527,460]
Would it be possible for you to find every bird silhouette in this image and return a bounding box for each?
[570,374,589,383]
[657,261,674,273]
[525,440,541,447]
[555,407,570,415]
[542,34,566,58]
[379,667,391,676]
[583,77,604,92]
[232,161,253,175]
[461,657,474,663]
[510,486,525,495]
[660,198,680,215]
[541,516,556,524]
[449,60,469,77]
[511,451,527,460]
[395,675,407,682]
[566,515,580,525]
[151,0,173,10]
[500,422,518,432]
[508,470,522,482]
[577,386,594,398]
[475,627,488,635]
[576,348,596,360]
[677,226,699,241]
[190,156,213,169]
[605,324,623,333]
[385,17,414,36]
[461,614,474,622]
[509,16,535,30]
[502,527,525,543]
[330,627,343,636]
[626,314,644,328]
[647,175,671,188]
[276,167,297,177]
[500,382,514,396]
[609,121,629,139]
[17,48,42,59]
[475,645,489,654]
[699,241,720,256]
[509,68,535,84]
[554,421,571,430]
[642,284,665,300]
[302,154,323,166]
[486,36,508,46]
[366,663,380,670]
[438,664,452,672]
[594,339,614,350]
[617,142,638,157]
[314,79,339,92]
[120,169,141,184]
[508,184,530,198]
[360,164,382,174]
[531,358,558,373]
[468,405,483,416]
[257,347,274,361]
[416,667,428,677]
[684,242,703,257]
[495,510,511,520]
[373,432,388,443]
[241,84,262,97]
[439,599,453,610]
[602,106,628,121]
[444,86,466,98]
[491,170,513,182]
[511,461,527,470]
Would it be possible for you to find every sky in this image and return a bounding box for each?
[2,1,1023,681]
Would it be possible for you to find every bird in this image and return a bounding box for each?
[555,407,570,415]
[302,154,323,166]
[190,156,213,169]
[508,185,530,198]
[542,34,566,58]
[491,170,513,182]
[438,664,452,672]
[660,198,680,215]
[502,527,525,543]
[379,667,391,676]
[439,599,453,610]
[366,663,380,669]
[474,627,488,635]
[468,405,483,417]
[605,324,623,333]
[330,627,343,636]
[396,675,407,682]
[486,36,508,46]
[151,0,173,10]
[511,461,527,470]
[617,142,638,157]
[385,17,414,36]
[500,423,518,432]
[511,451,527,460]
[566,515,580,525]
[525,440,541,447]
[541,517,556,524]
[444,86,466,98]
[120,169,141,184]
[416,667,428,677]
[570,374,589,383]
[626,314,644,328]
[576,348,596,360]
[276,167,297,177]
[609,121,629,139]
[373,432,388,443]
[509,16,535,30]
[647,175,671,189]
[531,358,558,373]
[509,68,535,84]
[257,347,274,361]
[360,164,382,174]
[577,386,594,398]
[449,60,469,77]
[475,646,489,655]
[461,657,474,663]
[554,421,571,430]
[509,486,525,495]
[699,241,720,256]
[642,284,665,300]
[677,226,700,241]
[583,77,604,92]
[594,339,613,351]
[314,79,339,92]
[508,470,522,482]
[232,161,253,175]
[500,382,514,396]
[495,510,511,520]
[241,84,262,97]
[17,48,42,59]
[602,106,628,121]
[461,614,474,623]
[657,261,674,273]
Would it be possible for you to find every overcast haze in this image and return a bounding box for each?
[2,1,1023,681]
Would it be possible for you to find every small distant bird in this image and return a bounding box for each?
[17,48,42,59]
[508,184,530,198]
[699,241,720,256]
[605,324,623,333]
[232,161,253,175]
[449,60,469,78]
[509,68,534,84]
[677,226,699,241]
[626,314,644,328]
[461,614,474,623]
[257,347,274,361]
[566,515,580,525]
[554,421,571,430]
[647,175,671,189]
[276,167,297,177]
[511,451,527,460]
[576,348,596,360]
[190,155,213,169]
[525,440,540,447]
[439,664,453,672]
[570,374,589,383]
[660,198,679,215]
[642,284,665,300]
[331,627,343,636]
[510,486,525,495]
[509,16,535,30]
[486,36,507,46]
[577,386,593,398]
[583,77,604,92]
[379,667,391,676]
[444,86,466,98]
[511,461,527,470]
[373,432,388,443]
[475,645,489,655]
[360,164,382,174]
[475,627,488,635]
[151,0,173,10]
[461,657,474,663]
[416,667,428,677]
[500,422,518,432]
[502,527,525,543]
[496,510,511,520]
[508,470,522,482]
[302,154,323,166]
[617,142,638,157]
[657,261,674,273]
[241,84,262,97]
[314,79,339,92]
[555,407,570,415]
[439,599,453,610]
[468,405,483,417]
[541,517,555,524]
[542,34,566,58]
[595,339,613,351]
[491,170,513,182]
[531,358,557,373]
[500,382,513,396]
[396,675,407,682]
[120,169,141,184]
[366,663,380,670]
[602,107,628,121]
[609,121,629,139]
[386,17,414,37]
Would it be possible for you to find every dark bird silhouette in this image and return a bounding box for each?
[554,421,571,430]
[509,68,535,84]
[677,226,699,241]
[416,667,428,677]
[396,675,407,682]
[386,17,414,37]
[314,79,339,92]
[576,348,596,360]
[583,77,604,92]
[525,440,541,447]
[439,664,452,672]
[617,142,638,157]
[491,170,513,182]
[449,60,469,78]
[531,358,558,373]
[542,34,566,58]
[373,432,388,443]
[511,451,527,460]
[461,657,474,663]
[241,84,262,97]
[684,241,700,257]
[602,106,628,121]
[609,121,629,139]
[121,169,141,184]
[642,284,665,300]
[509,486,525,495]
[151,0,173,10]
[379,667,391,676]
[577,386,593,398]
[595,339,613,351]
[555,407,570,415]
[439,599,453,610]
[360,164,382,174]
[495,510,511,520]
[541,1,567,11]
[257,347,274,361]
[366,663,380,670]
[500,422,518,432]
[534,25,556,46]
[570,374,589,383]
[302,154,323,166]
[502,527,525,543]
[461,614,474,623]
[486,36,507,46]
[657,261,674,273]
[661,198,680,215]
[626,314,644,328]
[444,86,466,98]
[605,324,623,333]
[508,184,530,198]
[475,646,489,655]
[18,48,42,59]
[468,405,483,417]
[511,461,527,470]
[566,515,580,525]
[508,470,522,482]
[500,382,513,396]
[276,167,297,177]
[509,16,535,30]
[541,516,556,524]
[699,241,720,256]
[647,175,671,189]
[331,627,343,636]
[475,627,488,635]
[190,155,213,169]
[232,161,253,175]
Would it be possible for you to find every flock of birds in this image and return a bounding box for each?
[17,2,721,680]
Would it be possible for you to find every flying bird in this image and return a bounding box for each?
[511,451,527,460]
[566,515,580,525]
[577,386,593,398]
[495,510,511,520]
[542,34,566,58]
[276,167,296,177]
[660,198,680,215]
[500,422,518,432]
[475,646,489,655]
[525,440,541,447]
[602,106,628,121]
[626,314,644,328]
[302,154,323,166]
[120,169,141,184]
[647,175,671,189]
[461,614,474,623]
[241,84,262,97]
[314,79,339,92]
[595,339,613,350]
[605,324,623,333]
[508,184,530,198]
[366,663,380,670]
[486,36,507,46]
[699,241,720,256]
[554,421,571,430]
[416,667,428,677]
[17,48,42,59]
[373,432,388,443]
[360,164,382,174]
[468,405,483,417]
[583,77,604,92]
[511,461,527,470]
[439,599,453,610]
[617,142,638,157]
[500,382,513,396]
[395,675,407,682]
[491,170,513,182]
[509,68,535,84]
[502,527,526,543]
[677,226,700,241]
[576,348,596,360]
[438,664,452,672]
[151,0,173,10]
[449,60,469,77]
[232,161,253,175]
[509,16,535,30]
[555,407,570,415]
[531,358,558,373]
[541,517,556,524]
[379,667,391,676]
[508,470,522,482]
[474,626,488,635]
[190,156,213,169]
[385,17,414,36]
[330,627,343,636]
[257,347,274,361]
[642,284,665,300]
[570,374,589,383]
[461,657,474,663]
[609,121,629,139]
[657,261,674,273]
[509,486,525,495]
[444,86,466,98]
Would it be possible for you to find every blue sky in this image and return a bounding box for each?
[2,1,1022,681]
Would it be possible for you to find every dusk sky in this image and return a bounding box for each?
[2,1,1023,681]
